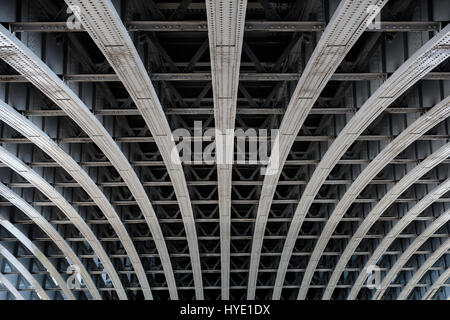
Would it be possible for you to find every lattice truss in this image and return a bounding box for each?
[0,0,448,300]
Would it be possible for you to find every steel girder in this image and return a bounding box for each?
[0,22,176,300]
[323,141,450,299]
[279,23,450,300]
[0,216,74,299]
[248,0,389,299]
[206,0,247,299]
[0,183,100,299]
[63,0,201,299]
[0,243,49,299]
[0,272,24,300]
[0,0,449,300]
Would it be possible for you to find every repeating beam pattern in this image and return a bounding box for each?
[0,272,24,300]
[283,22,450,300]
[323,141,450,299]
[397,238,450,300]
[206,0,247,299]
[0,215,74,299]
[348,178,450,299]
[0,145,126,298]
[0,243,50,300]
[0,98,147,299]
[0,22,176,300]
[64,0,201,299]
[373,210,450,300]
[0,183,100,299]
[249,0,389,299]
[0,0,449,300]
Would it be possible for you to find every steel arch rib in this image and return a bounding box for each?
[348,178,450,299]
[0,243,50,300]
[0,24,177,300]
[275,24,450,300]
[422,267,450,300]
[63,0,202,298]
[397,238,450,300]
[0,182,100,299]
[323,141,450,300]
[0,99,150,299]
[0,146,126,299]
[372,209,450,300]
[205,0,247,299]
[0,273,24,300]
[247,0,389,299]
[0,215,75,299]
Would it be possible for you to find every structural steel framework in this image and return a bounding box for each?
[0,0,448,300]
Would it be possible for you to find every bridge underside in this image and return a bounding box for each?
[0,0,448,300]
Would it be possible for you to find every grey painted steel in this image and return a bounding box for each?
[280,23,450,300]
[64,0,200,299]
[0,183,100,299]
[348,178,450,299]
[422,267,450,300]
[0,215,75,299]
[397,238,450,300]
[323,141,450,299]
[0,23,176,300]
[0,99,152,300]
[0,243,49,300]
[0,272,24,300]
[8,21,440,33]
[248,0,389,299]
[373,210,450,300]
[0,147,126,298]
[206,0,247,300]
[1,72,448,82]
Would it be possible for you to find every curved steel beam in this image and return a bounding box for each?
[397,238,450,300]
[323,141,450,299]
[0,182,100,299]
[0,24,177,299]
[0,146,126,299]
[422,267,450,300]
[0,243,49,300]
[0,272,24,300]
[348,178,450,299]
[205,0,247,300]
[247,0,389,299]
[63,0,200,298]
[0,99,151,299]
[277,24,450,300]
[373,210,450,299]
[0,215,74,299]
